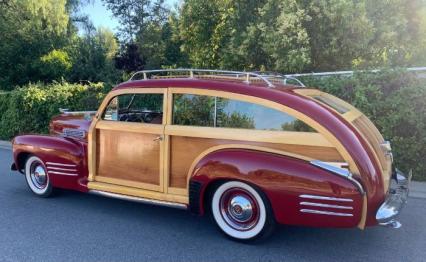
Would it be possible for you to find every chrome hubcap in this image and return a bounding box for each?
[220,188,259,231]
[229,195,253,222]
[30,162,47,189]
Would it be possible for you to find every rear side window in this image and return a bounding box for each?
[173,94,316,132]
[103,93,163,124]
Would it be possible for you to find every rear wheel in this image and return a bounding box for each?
[25,156,53,197]
[211,181,275,241]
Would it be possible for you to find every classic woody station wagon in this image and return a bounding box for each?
[11,69,411,241]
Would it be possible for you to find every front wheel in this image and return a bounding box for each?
[211,181,275,241]
[25,156,53,197]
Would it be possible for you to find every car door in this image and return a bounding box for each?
[90,88,167,192]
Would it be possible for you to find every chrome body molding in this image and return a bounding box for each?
[47,171,78,176]
[376,168,411,228]
[300,209,353,217]
[89,190,188,210]
[46,162,78,176]
[299,194,353,202]
[45,162,77,167]
[300,201,353,210]
[310,160,365,194]
[47,166,78,172]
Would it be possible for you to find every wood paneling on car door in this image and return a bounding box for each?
[169,136,344,189]
[96,129,160,186]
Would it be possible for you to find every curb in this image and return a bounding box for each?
[0,140,11,150]
[409,181,426,199]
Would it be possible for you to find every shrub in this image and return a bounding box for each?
[0,82,111,139]
[301,70,426,180]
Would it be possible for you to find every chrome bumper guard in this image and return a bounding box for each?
[376,168,412,228]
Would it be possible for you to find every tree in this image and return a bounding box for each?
[176,0,426,72]
[114,43,145,73]
[67,26,121,83]
[0,0,70,89]
[37,49,72,81]
[102,0,168,41]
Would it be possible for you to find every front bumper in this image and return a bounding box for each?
[376,168,412,228]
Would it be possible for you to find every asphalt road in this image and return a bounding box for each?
[0,148,425,262]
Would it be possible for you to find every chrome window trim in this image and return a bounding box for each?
[310,160,365,194]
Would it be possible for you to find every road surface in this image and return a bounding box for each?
[0,148,425,262]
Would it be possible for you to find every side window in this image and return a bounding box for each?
[172,94,215,127]
[173,94,316,132]
[103,93,163,124]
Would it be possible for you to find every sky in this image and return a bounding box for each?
[82,0,179,33]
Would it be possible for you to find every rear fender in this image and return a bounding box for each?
[13,135,88,192]
[189,148,364,228]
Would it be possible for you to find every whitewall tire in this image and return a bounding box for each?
[25,156,53,197]
[211,181,275,241]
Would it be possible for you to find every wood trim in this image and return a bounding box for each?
[88,118,97,182]
[167,187,188,195]
[163,134,171,193]
[358,195,367,229]
[88,181,189,204]
[169,88,360,175]
[343,110,363,122]
[95,176,161,192]
[166,125,334,147]
[96,120,164,134]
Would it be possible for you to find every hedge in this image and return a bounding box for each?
[0,71,424,180]
[0,82,111,139]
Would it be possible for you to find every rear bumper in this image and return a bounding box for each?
[376,168,412,228]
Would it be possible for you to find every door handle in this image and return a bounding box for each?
[153,136,163,142]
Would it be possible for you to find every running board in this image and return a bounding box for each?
[89,190,188,210]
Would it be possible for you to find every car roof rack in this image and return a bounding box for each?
[128,69,305,88]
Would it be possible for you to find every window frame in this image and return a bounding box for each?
[100,89,168,125]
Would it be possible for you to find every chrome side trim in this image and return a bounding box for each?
[300,209,353,217]
[48,171,78,176]
[299,194,353,202]
[300,202,353,210]
[310,160,365,194]
[47,166,77,172]
[46,162,77,167]
[89,190,188,210]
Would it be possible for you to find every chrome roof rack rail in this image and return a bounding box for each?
[128,68,277,88]
[252,71,305,87]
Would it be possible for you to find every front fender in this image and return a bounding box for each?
[13,135,88,192]
[189,149,364,228]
